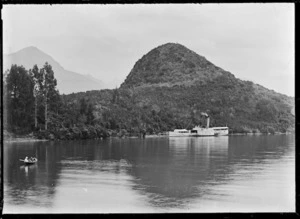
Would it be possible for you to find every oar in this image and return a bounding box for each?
[19,159,25,161]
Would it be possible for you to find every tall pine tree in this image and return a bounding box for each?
[40,62,59,130]
[5,65,34,133]
[29,65,43,130]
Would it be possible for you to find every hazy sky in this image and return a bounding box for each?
[2,4,294,96]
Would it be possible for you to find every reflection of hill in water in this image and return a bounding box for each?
[125,137,230,208]
[225,135,295,178]
[228,135,294,160]
[120,136,293,209]
[4,135,294,212]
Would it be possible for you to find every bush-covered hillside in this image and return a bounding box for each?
[63,74,294,135]
[4,43,294,139]
[121,43,225,88]
[117,42,294,134]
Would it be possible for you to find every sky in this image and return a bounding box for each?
[2,4,294,96]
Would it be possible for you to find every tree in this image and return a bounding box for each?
[255,99,278,122]
[29,65,43,129]
[111,87,119,104]
[40,62,59,130]
[3,72,9,130]
[80,98,88,115]
[5,65,34,132]
[86,103,95,125]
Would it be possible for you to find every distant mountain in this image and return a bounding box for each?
[3,46,106,94]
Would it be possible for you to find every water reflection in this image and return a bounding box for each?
[4,135,295,213]
[4,141,61,209]
[125,137,230,209]
[228,135,293,160]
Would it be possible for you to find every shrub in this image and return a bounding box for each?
[87,125,97,139]
[94,125,109,138]
[267,126,275,134]
[252,128,260,134]
[81,126,90,139]
[57,127,69,140]
[70,126,82,139]
[34,130,51,139]
[118,129,128,138]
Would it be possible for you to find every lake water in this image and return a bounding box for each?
[3,135,295,213]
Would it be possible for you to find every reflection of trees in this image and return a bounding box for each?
[231,135,293,168]
[4,135,294,211]
[114,135,293,209]
[51,137,231,209]
[228,135,294,163]
[121,137,230,208]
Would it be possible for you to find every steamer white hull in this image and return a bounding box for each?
[168,126,229,137]
[191,126,215,136]
[168,129,191,137]
[213,127,229,136]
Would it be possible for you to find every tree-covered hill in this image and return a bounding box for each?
[4,43,295,139]
[121,43,226,88]
[63,73,294,135]
[117,42,294,133]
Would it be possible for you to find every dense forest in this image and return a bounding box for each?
[3,43,295,140]
[3,63,107,140]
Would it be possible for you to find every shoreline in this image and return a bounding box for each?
[3,132,293,143]
[4,137,49,143]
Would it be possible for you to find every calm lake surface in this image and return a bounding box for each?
[3,135,295,213]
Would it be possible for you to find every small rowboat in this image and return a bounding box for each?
[19,158,38,165]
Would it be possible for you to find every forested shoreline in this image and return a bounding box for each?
[3,63,295,141]
[3,63,144,140]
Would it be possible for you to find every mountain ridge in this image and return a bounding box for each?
[3,46,106,94]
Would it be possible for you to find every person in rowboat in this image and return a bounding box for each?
[24,156,29,162]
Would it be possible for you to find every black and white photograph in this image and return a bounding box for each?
[2,3,295,214]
